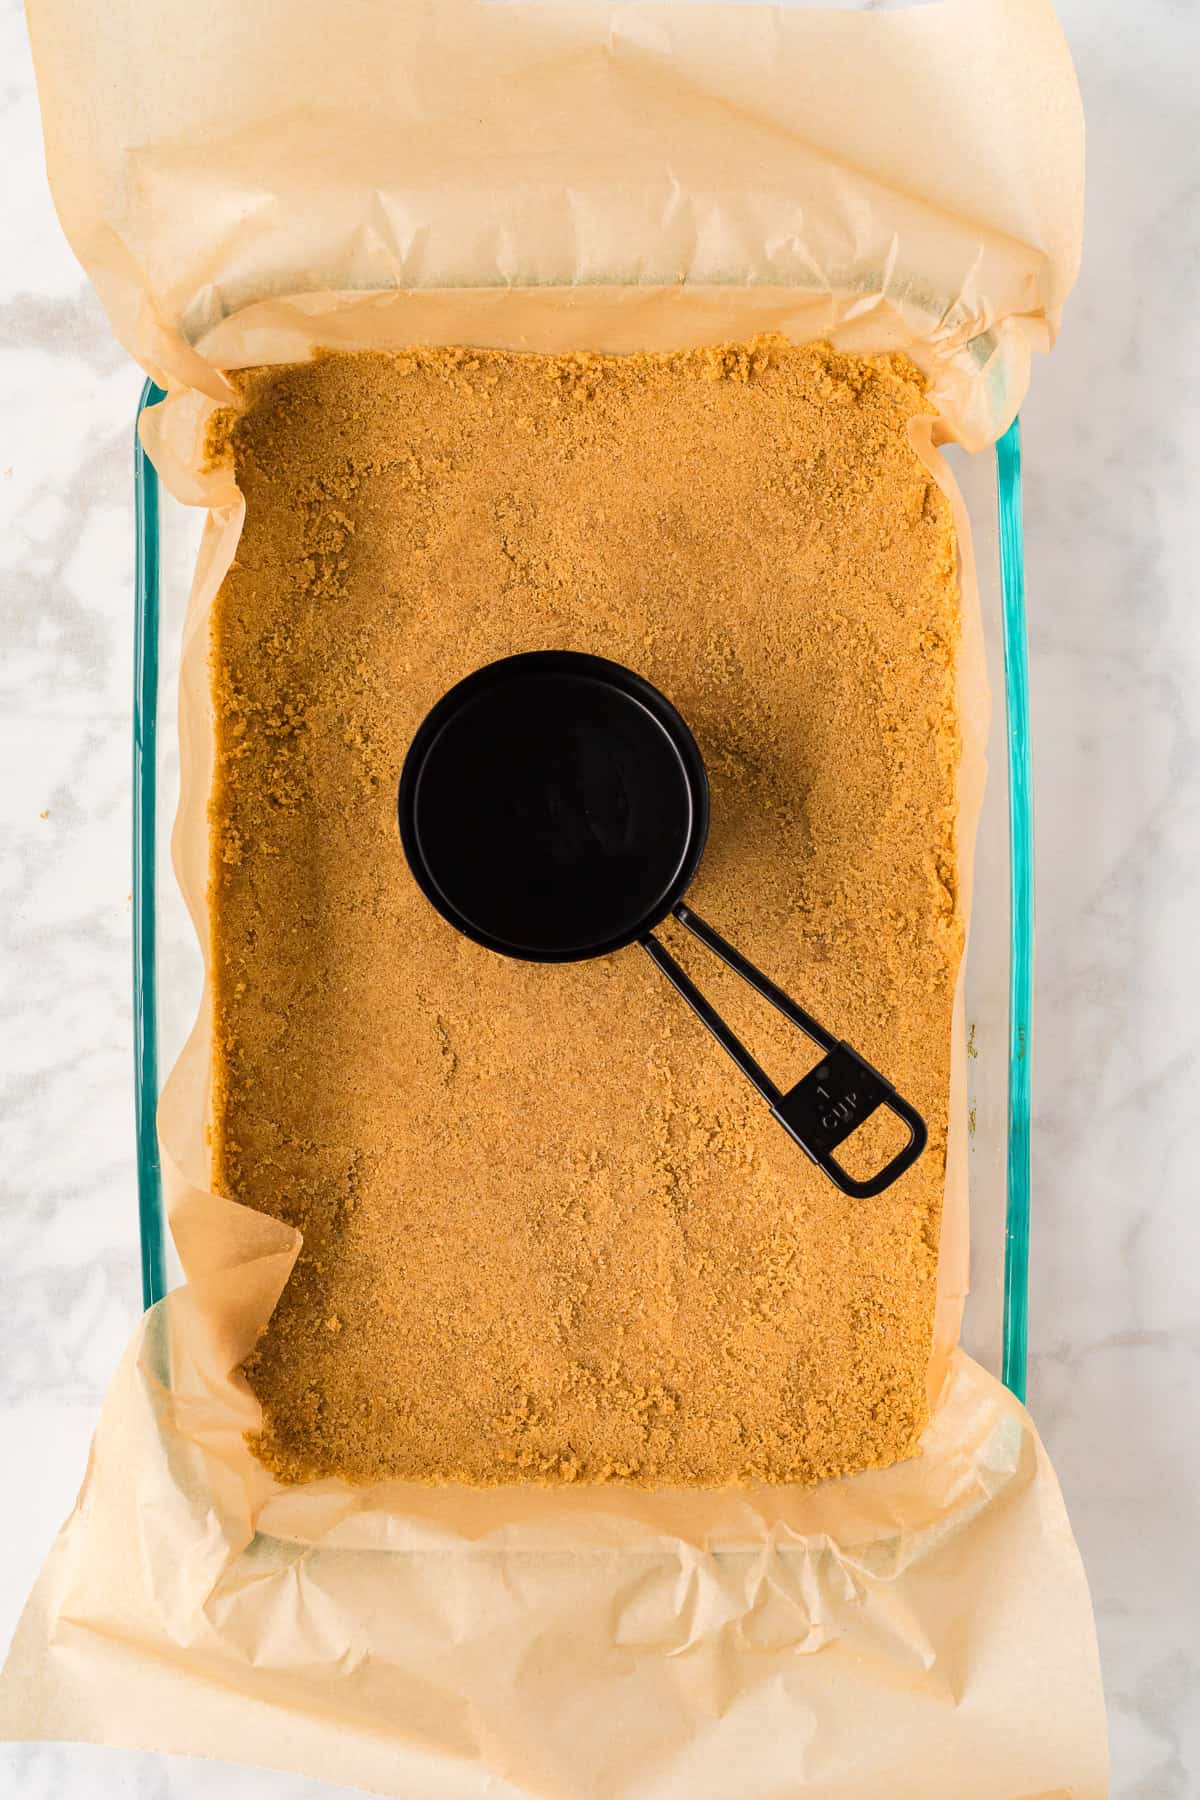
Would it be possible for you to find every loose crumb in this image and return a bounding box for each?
[206,338,961,1488]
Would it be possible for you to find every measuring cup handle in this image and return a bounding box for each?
[639,904,927,1199]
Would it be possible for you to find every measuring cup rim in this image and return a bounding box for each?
[397,649,711,962]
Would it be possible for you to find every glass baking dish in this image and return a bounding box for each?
[132,380,1032,1399]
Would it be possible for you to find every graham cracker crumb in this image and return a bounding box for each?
[208,338,961,1488]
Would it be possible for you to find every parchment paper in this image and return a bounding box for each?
[25,0,1083,452]
[5,1,1105,1793]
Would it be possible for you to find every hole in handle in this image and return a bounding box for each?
[772,1044,927,1199]
[640,906,926,1198]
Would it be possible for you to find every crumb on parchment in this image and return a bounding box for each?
[207,337,961,1489]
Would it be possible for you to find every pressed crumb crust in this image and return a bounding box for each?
[206,338,962,1487]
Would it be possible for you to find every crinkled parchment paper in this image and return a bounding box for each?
[4,1,1105,1793]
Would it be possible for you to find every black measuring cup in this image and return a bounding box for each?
[398,650,926,1198]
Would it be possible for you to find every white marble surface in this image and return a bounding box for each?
[2,0,1198,1793]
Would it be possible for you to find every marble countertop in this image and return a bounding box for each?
[2,0,1197,1793]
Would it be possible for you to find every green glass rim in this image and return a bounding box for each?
[134,379,168,1310]
[996,416,1032,1403]
[131,382,1033,1397]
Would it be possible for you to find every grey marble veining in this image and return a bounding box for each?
[1,0,1197,1793]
